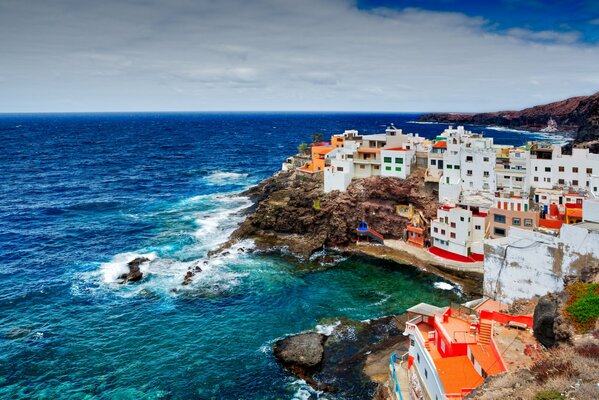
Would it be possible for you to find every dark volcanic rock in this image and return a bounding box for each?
[273,316,408,398]
[118,257,148,283]
[533,293,561,347]
[226,168,437,258]
[274,332,325,369]
[419,90,599,150]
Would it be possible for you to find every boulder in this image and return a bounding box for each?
[273,332,325,369]
[118,257,148,283]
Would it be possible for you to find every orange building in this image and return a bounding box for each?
[299,143,333,173]
[406,225,425,248]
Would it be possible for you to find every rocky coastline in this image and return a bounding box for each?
[418,90,599,152]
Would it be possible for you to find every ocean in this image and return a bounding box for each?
[0,113,559,399]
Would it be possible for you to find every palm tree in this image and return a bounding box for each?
[311,132,323,144]
[298,142,308,155]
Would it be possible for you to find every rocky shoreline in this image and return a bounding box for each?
[273,315,409,399]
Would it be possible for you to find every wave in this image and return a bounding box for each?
[204,171,249,185]
[433,282,454,291]
[314,320,341,336]
[100,252,157,283]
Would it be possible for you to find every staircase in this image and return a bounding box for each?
[478,321,492,345]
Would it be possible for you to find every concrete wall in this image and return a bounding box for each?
[484,226,599,303]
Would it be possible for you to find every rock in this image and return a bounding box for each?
[273,316,407,398]
[182,271,193,285]
[533,293,560,347]
[227,169,438,258]
[273,332,325,369]
[4,327,32,340]
[533,292,573,347]
[118,257,148,283]
[194,265,202,272]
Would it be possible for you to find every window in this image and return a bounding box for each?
[545,167,551,172]
[475,225,481,230]
[494,227,506,237]
[573,167,578,173]
[425,369,428,379]
[524,218,533,227]
[450,232,456,239]
[467,170,473,176]
[573,180,579,186]
[512,217,521,226]
[466,156,473,162]
[484,171,490,177]
[534,177,539,182]
[434,227,438,233]
[441,229,446,235]
[447,164,453,169]
[460,217,464,222]
[587,168,593,174]
[450,222,456,228]
[395,167,401,172]
[455,165,460,170]
[483,157,489,162]
[558,179,564,184]
[385,166,391,171]
[559,166,564,172]
[417,353,420,363]
[431,159,437,165]
[395,158,403,164]
[410,338,415,346]
[383,157,391,163]
[494,214,506,223]
[515,177,523,182]
[337,166,344,172]
[374,165,379,170]
[360,165,365,169]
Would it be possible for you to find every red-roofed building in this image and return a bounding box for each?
[402,305,508,399]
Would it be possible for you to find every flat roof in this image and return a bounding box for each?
[407,302,445,317]
[434,356,483,395]
[469,344,504,376]
[573,221,599,232]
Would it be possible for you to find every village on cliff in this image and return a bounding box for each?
[280,125,599,400]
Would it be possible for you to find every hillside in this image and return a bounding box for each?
[419,91,599,151]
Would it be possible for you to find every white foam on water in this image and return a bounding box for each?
[290,379,326,400]
[433,282,454,291]
[314,320,341,336]
[100,252,157,283]
[204,171,248,185]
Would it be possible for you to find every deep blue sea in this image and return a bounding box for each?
[0,113,559,399]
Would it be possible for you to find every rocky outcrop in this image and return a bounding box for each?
[118,257,147,283]
[273,316,408,398]
[419,90,599,150]
[224,167,437,258]
[533,292,571,348]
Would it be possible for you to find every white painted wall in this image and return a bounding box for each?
[484,225,599,303]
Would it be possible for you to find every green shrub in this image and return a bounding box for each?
[566,283,599,332]
[535,390,564,400]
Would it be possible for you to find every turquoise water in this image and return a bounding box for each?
[1,113,542,399]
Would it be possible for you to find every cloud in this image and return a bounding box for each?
[505,27,582,44]
[0,0,598,112]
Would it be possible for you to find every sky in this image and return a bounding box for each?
[1,0,599,113]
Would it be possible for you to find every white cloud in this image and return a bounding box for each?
[0,0,597,112]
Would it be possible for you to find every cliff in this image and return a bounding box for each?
[419,91,599,151]
[224,166,438,258]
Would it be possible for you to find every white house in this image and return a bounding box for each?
[430,205,486,258]
[380,147,416,179]
[323,140,360,193]
[530,145,599,190]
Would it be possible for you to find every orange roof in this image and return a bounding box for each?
[434,355,482,395]
[437,315,476,344]
[358,148,381,154]
[433,141,447,149]
[384,147,407,151]
[311,147,333,154]
[567,208,583,217]
[469,344,505,376]
[407,226,424,233]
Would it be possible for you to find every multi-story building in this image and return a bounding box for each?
[380,147,416,179]
[425,140,447,182]
[429,205,486,260]
[403,304,507,399]
[495,147,530,193]
[488,192,537,238]
[323,139,361,193]
[530,145,599,190]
